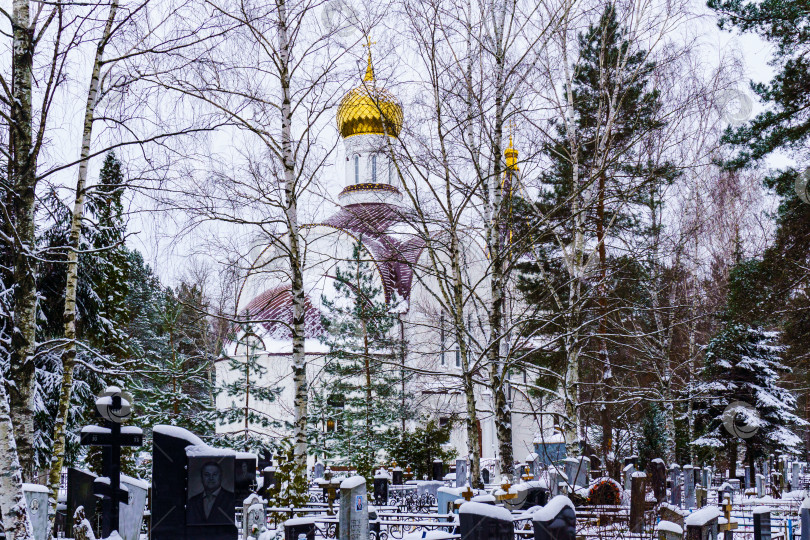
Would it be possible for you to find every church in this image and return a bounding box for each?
[215,50,561,479]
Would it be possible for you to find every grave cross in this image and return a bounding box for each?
[461,485,474,501]
[79,388,142,537]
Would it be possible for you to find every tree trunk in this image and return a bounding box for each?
[8,0,37,480]
[277,0,308,481]
[0,381,34,540]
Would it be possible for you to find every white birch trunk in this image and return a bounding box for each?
[47,3,118,529]
[0,381,34,540]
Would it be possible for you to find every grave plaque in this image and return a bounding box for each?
[186,454,236,526]
[532,495,577,540]
[22,483,49,540]
[118,475,148,540]
[651,459,667,503]
[456,458,468,488]
[339,476,368,540]
[459,501,514,540]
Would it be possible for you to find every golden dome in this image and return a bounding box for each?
[505,135,519,170]
[336,53,403,138]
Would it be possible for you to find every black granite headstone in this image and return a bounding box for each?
[533,495,577,540]
[521,487,549,509]
[460,501,514,540]
[433,460,444,481]
[151,425,238,540]
[651,459,667,503]
[262,467,276,499]
[234,454,257,503]
[392,468,403,486]
[754,508,772,540]
[284,517,315,540]
[373,477,389,505]
[482,469,490,484]
[66,468,98,538]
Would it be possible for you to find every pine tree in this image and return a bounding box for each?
[315,241,408,481]
[383,418,456,480]
[215,323,280,453]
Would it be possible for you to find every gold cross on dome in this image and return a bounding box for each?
[363,37,377,81]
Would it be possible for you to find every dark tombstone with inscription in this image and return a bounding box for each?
[433,459,444,481]
[651,459,667,503]
[532,495,577,540]
[66,468,98,538]
[284,517,315,540]
[262,466,276,499]
[373,469,390,505]
[754,507,772,540]
[392,466,403,486]
[630,473,646,533]
[459,501,514,540]
[482,468,490,485]
[151,425,238,540]
[234,453,258,503]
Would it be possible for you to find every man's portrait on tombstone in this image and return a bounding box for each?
[187,458,235,525]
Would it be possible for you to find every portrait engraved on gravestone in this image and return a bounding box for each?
[187,457,235,525]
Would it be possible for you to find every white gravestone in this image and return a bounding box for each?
[22,483,50,540]
[242,493,266,540]
[340,476,368,540]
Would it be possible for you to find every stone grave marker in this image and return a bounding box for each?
[651,459,667,503]
[630,472,646,533]
[373,468,390,505]
[793,463,801,490]
[683,465,696,508]
[437,486,463,516]
[670,464,682,507]
[284,517,315,540]
[118,475,148,540]
[753,506,772,540]
[151,425,237,540]
[701,468,710,489]
[66,468,98,539]
[623,462,635,490]
[532,495,576,540]
[696,487,707,508]
[392,464,403,486]
[684,506,720,540]
[459,500,513,540]
[745,467,752,489]
[432,459,444,481]
[234,453,258,504]
[313,462,325,480]
[481,468,490,485]
[756,474,765,498]
[656,521,684,540]
[658,503,689,529]
[22,483,49,540]
[563,456,589,488]
[456,458,468,488]
[242,493,266,540]
[526,452,541,479]
[800,497,810,540]
[417,480,443,498]
[339,476,368,540]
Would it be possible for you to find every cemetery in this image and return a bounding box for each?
[41,390,810,540]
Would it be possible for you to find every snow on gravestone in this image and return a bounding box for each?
[683,465,696,509]
[684,506,720,540]
[532,494,576,540]
[22,483,50,540]
[651,459,667,503]
[339,476,368,540]
[117,475,148,540]
[456,458,468,488]
[151,425,238,540]
[458,500,514,540]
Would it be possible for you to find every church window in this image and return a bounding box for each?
[371,155,377,182]
[455,348,461,368]
[354,155,359,183]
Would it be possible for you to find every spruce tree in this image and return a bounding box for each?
[315,241,408,481]
[693,322,804,471]
[637,403,667,471]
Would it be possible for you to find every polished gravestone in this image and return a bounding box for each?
[753,506,772,540]
[683,465,696,509]
[66,468,98,539]
[243,493,266,540]
[339,476,368,540]
[234,453,258,504]
[284,517,315,540]
[373,469,390,505]
[533,495,576,540]
[22,483,50,540]
[456,459,468,488]
[392,466,403,486]
[650,459,666,503]
[151,425,238,540]
[118,475,148,540]
[563,457,589,489]
[630,473,646,533]
[684,506,720,540]
[313,462,325,480]
[432,460,444,481]
[623,463,635,490]
[459,501,514,540]
[670,464,682,507]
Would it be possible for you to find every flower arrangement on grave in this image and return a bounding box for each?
[587,477,622,506]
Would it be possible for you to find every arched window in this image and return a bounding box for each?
[371,155,377,183]
[353,155,359,184]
